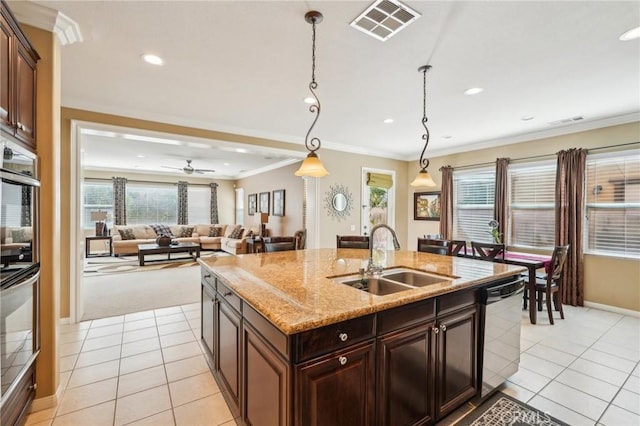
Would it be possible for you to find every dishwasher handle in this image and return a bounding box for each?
[484,279,525,304]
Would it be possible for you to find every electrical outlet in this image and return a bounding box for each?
[350,225,356,231]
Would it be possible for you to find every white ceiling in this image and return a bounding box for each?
[14,1,640,177]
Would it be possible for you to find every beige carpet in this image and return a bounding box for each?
[83,251,223,276]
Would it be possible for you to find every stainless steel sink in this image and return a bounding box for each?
[339,277,414,296]
[332,268,455,295]
[381,270,452,287]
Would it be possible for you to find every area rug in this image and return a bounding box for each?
[455,391,568,426]
[84,251,228,276]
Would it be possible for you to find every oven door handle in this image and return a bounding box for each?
[2,269,40,293]
[1,169,40,187]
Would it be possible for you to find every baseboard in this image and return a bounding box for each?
[29,381,64,413]
[59,317,71,325]
[584,301,640,318]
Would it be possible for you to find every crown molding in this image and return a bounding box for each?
[7,0,82,45]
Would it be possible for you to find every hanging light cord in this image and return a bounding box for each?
[417,65,432,172]
[305,13,321,154]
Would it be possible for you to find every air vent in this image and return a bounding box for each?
[548,116,585,126]
[350,0,421,42]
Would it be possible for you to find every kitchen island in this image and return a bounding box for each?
[199,248,525,426]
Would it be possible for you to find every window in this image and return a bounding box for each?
[453,168,495,242]
[235,188,244,225]
[188,186,211,224]
[586,150,640,258]
[83,181,113,229]
[126,182,177,225]
[508,161,556,250]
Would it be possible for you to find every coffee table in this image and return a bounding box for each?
[137,242,201,266]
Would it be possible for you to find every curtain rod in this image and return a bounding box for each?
[85,177,213,187]
[451,141,639,171]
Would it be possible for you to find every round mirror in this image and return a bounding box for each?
[332,193,347,212]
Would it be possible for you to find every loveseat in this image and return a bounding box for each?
[110,223,257,256]
[1,226,33,251]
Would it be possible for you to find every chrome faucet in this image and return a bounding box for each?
[365,224,401,276]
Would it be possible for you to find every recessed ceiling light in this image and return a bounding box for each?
[141,54,163,66]
[136,154,145,158]
[122,134,181,145]
[442,135,452,139]
[223,163,230,166]
[303,97,316,104]
[464,87,483,95]
[521,115,535,121]
[620,26,640,41]
[383,118,394,124]
[235,148,248,153]
[80,129,116,138]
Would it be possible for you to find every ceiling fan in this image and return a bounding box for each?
[162,160,215,175]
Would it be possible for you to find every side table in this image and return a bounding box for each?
[246,237,264,254]
[86,235,113,257]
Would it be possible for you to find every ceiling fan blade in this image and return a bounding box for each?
[161,166,183,171]
[195,169,216,173]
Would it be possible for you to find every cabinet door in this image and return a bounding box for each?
[295,341,375,426]
[377,322,435,426]
[0,12,13,133]
[201,284,216,359]
[243,323,290,426]
[435,306,478,419]
[15,41,36,147]
[217,298,241,414]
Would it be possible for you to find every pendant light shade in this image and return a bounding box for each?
[411,65,436,187]
[295,11,329,178]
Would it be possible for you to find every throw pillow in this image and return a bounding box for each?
[11,229,27,243]
[118,228,136,240]
[150,224,174,237]
[229,226,244,239]
[208,226,223,237]
[178,226,194,237]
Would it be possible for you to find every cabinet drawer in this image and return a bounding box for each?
[378,297,435,335]
[437,289,476,316]
[293,314,375,363]
[201,268,215,289]
[218,281,242,313]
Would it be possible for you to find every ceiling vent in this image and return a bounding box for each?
[350,0,421,42]
[548,116,585,126]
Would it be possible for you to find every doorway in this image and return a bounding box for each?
[361,168,395,248]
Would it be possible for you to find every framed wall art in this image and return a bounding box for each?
[414,191,441,221]
[248,193,257,216]
[272,189,285,216]
[259,191,270,214]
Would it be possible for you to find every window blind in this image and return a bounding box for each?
[188,186,211,224]
[126,182,177,225]
[83,181,114,229]
[453,168,495,242]
[508,161,556,249]
[367,172,393,189]
[585,150,640,258]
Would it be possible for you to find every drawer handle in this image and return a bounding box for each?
[204,274,211,278]
[338,356,347,366]
[224,291,233,297]
[433,327,439,334]
[338,332,348,342]
[440,324,447,332]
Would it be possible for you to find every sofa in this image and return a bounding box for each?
[1,226,33,251]
[110,223,258,256]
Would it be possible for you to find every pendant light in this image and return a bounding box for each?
[410,65,436,187]
[295,11,329,178]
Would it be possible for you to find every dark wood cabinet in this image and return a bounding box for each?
[0,1,38,149]
[201,283,216,359]
[216,296,241,416]
[243,323,290,426]
[295,341,375,426]
[435,306,478,419]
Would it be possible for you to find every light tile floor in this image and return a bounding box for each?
[26,304,639,425]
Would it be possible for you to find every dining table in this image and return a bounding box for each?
[496,251,552,324]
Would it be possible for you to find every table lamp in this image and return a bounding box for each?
[91,211,108,236]
[259,212,269,238]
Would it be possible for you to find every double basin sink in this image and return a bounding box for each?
[332,268,456,296]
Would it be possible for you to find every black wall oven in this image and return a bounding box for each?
[0,137,40,423]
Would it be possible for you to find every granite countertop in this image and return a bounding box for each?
[199,248,525,335]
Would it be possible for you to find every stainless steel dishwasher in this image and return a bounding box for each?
[478,277,525,399]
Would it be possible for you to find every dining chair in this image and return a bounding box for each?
[448,240,467,257]
[417,237,449,252]
[535,245,570,325]
[417,244,449,255]
[336,235,370,249]
[264,236,297,252]
[471,242,505,260]
[294,229,306,250]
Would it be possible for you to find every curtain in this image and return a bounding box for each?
[439,166,454,239]
[177,181,188,225]
[493,158,509,243]
[556,149,586,306]
[112,177,127,225]
[366,172,393,189]
[210,183,219,224]
[21,186,32,226]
